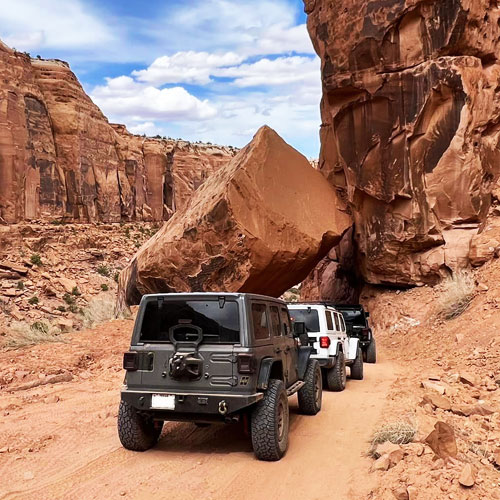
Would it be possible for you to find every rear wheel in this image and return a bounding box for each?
[350,347,364,380]
[298,359,322,415]
[365,337,377,364]
[251,379,289,461]
[118,401,163,451]
[327,351,346,392]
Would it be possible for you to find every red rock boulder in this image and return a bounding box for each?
[118,126,351,306]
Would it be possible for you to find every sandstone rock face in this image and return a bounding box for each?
[305,0,500,286]
[0,43,236,223]
[119,126,351,306]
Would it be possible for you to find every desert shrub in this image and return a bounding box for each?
[28,296,39,305]
[17,281,24,290]
[71,286,81,296]
[81,297,116,328]
[30,253,42,266]
[68,303,79,314]
[97,264,111,277]
[371,421,417,451]
[57,305,66,313]
[63,293,75,305]
[4,321,64,349]
[114,272,120,283]
[436,271,475,320]
[100,284,109,292]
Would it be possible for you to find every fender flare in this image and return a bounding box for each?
[257,358,282,390]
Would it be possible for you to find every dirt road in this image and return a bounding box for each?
[0,320,396,500]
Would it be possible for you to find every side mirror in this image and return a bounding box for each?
[365,312,370,318]
[293,321,306,336]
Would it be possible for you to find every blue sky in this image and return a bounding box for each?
[0,0,321,157]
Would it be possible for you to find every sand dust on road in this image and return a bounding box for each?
[0,322,397,500]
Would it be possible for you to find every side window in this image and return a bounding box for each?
[251,303,270,340]
[333,313,340,331]
[270,306,281,337]
[325,311,334,330]
[280,307,291,336]
[339,314,346,332]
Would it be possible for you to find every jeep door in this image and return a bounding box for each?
[280,306,298,384]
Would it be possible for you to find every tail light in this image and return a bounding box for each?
[361,328,370,339]
[319,336,331,349]
[237,354,256,374]
[123,352,138,371]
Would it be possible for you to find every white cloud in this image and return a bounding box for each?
[91,77,217,123]
[132,51,244,86]
[0,0,114,51]
[128,122,162,136]
[215,56,319,87]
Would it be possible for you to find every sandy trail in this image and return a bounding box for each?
[0,323,397,500]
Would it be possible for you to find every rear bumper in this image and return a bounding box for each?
[121,388,263,420]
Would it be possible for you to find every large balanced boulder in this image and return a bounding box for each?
[305,0,500,287]
[118,126,351,307]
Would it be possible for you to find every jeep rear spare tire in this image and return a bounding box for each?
[118,401,163,451]
[298,359,322,415]
[365,337,377,364]
[327,351,346,391]
[251,379,289,461]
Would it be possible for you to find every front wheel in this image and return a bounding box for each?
[251,379,289,461]
[118,401,163,451]
[327,351,346,392]
[350,347,364,380]
[365,337,377,364]
[298,359,322,415]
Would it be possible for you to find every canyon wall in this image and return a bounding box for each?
[304,0,500,290]
[0,42,236,224]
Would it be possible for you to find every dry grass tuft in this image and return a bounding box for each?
[436,270,475,321]
[81,296,121,328]
[4,321,66,349]
[370,421,417,452]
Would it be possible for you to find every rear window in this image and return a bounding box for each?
[340,309,366,327]
[139,300,240,344]
[289,308,320,332]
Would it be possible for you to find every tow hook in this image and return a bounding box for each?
[218,400,228,415]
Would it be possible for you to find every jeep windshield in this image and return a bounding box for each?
[289,309,320,332]
[139,299,240,344]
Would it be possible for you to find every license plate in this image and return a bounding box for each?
[151,394,175,410]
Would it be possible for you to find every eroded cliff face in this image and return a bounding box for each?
[305,0,500,287]
[0,43,236,224]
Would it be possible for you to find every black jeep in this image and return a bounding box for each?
[118,292,322,461]
[334,304,376,364]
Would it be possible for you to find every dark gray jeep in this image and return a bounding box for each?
[118,292,322,461]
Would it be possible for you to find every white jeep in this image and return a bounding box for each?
[288,303,363,391]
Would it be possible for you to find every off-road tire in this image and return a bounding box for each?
[298,359,322,415]
[350,347,364,380]
[365,337,377,364]
[327,351,347,392]
[251,379,289,461]
[118,401,163,451]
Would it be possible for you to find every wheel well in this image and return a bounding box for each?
[269,361,283,381]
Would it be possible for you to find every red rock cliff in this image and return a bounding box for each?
[0,42,236,224]
[305,0,500,288]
